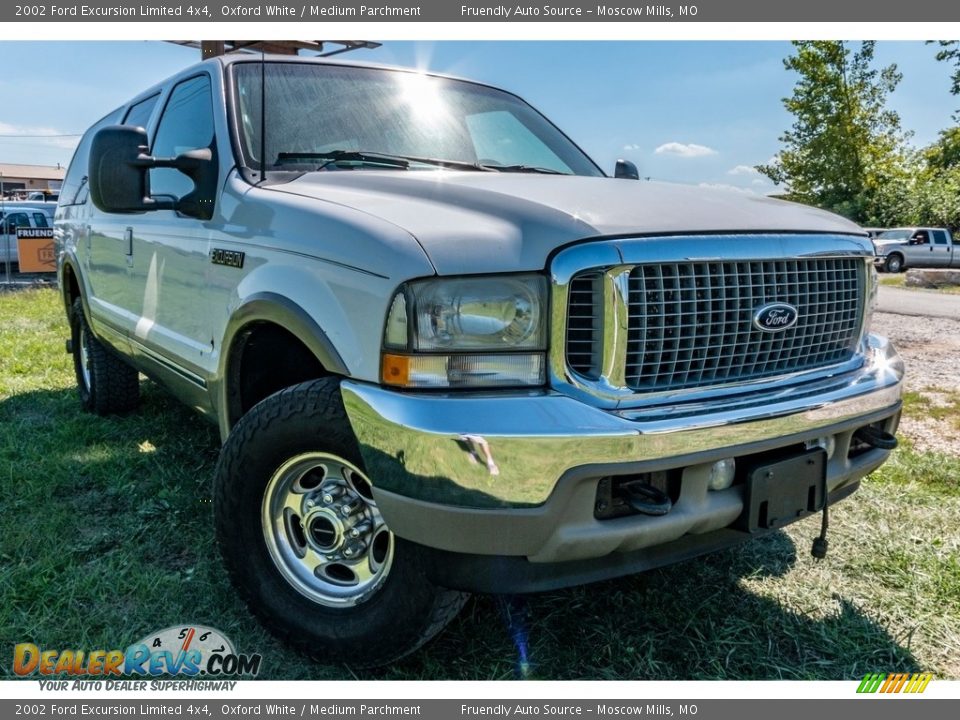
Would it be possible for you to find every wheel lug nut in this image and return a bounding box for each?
[322,486,344,504]
[340,500,362,517]
[343,540,366,558]
[351,521,372,538]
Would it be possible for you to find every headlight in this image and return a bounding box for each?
[382,274,547,388]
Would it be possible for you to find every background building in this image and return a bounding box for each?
[0,163,65,199]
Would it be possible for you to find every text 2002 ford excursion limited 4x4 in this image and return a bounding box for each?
[56,54,903,667]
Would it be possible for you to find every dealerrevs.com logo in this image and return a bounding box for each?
[14,625,262,681]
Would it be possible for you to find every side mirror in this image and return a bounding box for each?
[614,159,640,180]
[88,126,172,214]
[88,125,217,219]
[170,147,217,220]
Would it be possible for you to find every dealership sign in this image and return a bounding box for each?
[16,227,55,273]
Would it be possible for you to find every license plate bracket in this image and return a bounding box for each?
[737,448,827,533]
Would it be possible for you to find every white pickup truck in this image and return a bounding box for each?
[872,227,959,273]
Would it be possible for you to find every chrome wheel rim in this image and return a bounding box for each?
[261,452,394,607]
[79,328,92,391]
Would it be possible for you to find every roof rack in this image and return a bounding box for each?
[171,41,382,59]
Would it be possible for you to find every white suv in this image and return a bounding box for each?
[57,54,904,667]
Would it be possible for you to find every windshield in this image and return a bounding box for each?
[876,230,911,241]
[232,62,603,177]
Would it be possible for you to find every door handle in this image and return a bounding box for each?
[124,227,133,256]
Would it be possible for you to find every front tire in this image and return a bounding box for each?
[70,298,140,415]
[214,378,468,668]
[884,253,904,273]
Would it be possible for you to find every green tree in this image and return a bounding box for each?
[759,41,911,225]
[910,165,960,230]
[927,41,960,171]
[930,40,960,104]
[911,41,960,231]
[923,126,960,171]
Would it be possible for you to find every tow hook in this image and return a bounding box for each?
[853,425,899,450]
[625,482,672,516]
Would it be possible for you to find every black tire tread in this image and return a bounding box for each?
[214,379,468,668]
[71,298,140,415]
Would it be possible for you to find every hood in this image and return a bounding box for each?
[274,171,865,274]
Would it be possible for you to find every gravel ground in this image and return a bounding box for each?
[871,311,960,457]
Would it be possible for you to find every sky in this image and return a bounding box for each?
[0,40,955,195]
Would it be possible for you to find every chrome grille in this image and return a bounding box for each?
[624,259,863,391]
[565,272,603,378]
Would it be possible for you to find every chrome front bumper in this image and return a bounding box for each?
[341,334,903,559]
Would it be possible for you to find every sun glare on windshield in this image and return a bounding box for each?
[396,72,449,126]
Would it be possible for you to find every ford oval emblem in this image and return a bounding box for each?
[753,302,799,332]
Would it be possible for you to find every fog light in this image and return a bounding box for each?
[707,458,736,491]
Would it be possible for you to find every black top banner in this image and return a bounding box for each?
[5,0,959,22]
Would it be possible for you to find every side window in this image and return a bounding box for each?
[33,213,50,228]
[123,93,160,130]
[931,230,949,245]
[3,213,30,233]
[150,75,215,200]
[912,231,929,245]
[61,108,124,207]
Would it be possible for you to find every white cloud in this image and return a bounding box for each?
[751,178,768,186]
[622,143,642,151]
[0,121,80,151]
[727,164,760,176]
[654,142,718,158]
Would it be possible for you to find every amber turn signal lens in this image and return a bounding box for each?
[381,354,411,387]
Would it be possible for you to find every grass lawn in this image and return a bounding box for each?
[1,288,958,680]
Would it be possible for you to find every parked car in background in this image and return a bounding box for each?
[26,190,59,202]
[0,201,55,265]
[872,227,959,273]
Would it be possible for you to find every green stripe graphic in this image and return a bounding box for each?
[857,672,886,693]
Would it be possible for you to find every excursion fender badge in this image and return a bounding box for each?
[210,248,245,268]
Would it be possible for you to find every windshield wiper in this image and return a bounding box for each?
[274,151,494,172]
[399,154,494,172]
[276,151,410,170]
[480,164,571,175]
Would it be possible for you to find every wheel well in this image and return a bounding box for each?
[226,322,328,428]
[62,263,81,312]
